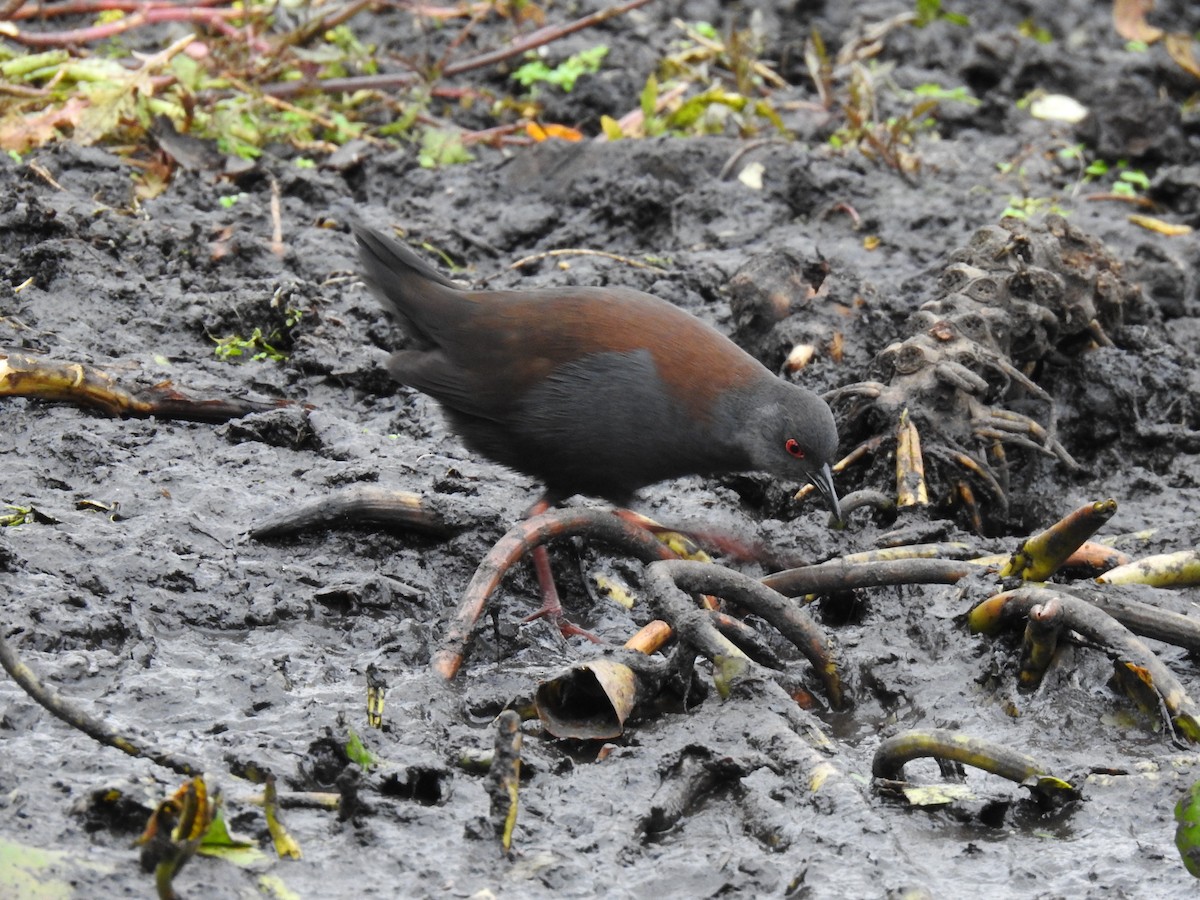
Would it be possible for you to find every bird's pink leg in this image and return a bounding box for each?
[521,499,602,642]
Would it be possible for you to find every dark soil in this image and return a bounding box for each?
[4,1,1200,897]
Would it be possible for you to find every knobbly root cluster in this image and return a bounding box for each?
[830,215,1143,528]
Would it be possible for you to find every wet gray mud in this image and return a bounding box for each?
[4,1,1200,897]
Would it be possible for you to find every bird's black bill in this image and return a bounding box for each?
[808,463,841,523]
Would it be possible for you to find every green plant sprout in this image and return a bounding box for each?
[345,729,377,769]
[825,63,940,174]
[212,308,301,362]
[213,328,285,362]
[602,19,790,139]
[418,129,474,169]
[1018,19,1053,44]
[911,83,980,106]
[1002,195,1067,220]
[512,45,608,92]
[1056,147,1151,198]
[1113,168,1150,197]
[623,73,787,139]
[914,0,970,28]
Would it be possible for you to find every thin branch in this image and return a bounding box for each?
[0,626,202,776]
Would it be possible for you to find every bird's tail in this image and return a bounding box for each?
[353,222,469,343]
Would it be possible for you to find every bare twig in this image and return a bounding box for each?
[0,626,202,775]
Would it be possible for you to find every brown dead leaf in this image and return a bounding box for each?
[1165,32,1200,79]
[134,153,175,202]
[1113,0,1163,43]
[509,0,545,26]
[829,331,844,364]
[1122,661,1154,689]
[209,224,235,261]
[0,97,88,153]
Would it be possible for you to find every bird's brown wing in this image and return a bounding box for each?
[385,349,515,422]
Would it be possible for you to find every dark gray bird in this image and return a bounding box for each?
[354,223,841,517]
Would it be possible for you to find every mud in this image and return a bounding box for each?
[3,1,1200,897]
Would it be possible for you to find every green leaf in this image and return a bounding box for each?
[168,53,201,91]
[1176,779,1200,877]
[1,505,33,527]
[912,83,980,106]
[345,728,377,769]
[511,44,608,92]
[914,0,942,27]
[198,804,264,867]
[1018,18,1053,43]
[417,129,473,169]
[914,0,968,28]
[640,74,659,123]
[600,115,624,140]
[511,59,553,88]
[1119,169,1150,190]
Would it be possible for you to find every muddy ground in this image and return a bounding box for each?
[4,0,1200,897]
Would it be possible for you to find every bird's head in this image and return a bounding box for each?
[743,381,841,520]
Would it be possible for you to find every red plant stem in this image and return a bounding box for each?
[8,0,227,20]
[5,6,253,46]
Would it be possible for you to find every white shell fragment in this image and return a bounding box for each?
[1029,94,1089,124]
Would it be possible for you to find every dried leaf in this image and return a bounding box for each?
[0,97,88,153]
[133,154,174,201]
[545,124,583,142]
[525,121,583,142]
[1113,0,1163,43]
[1165,32,1200,79]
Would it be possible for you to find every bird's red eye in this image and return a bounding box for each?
[785,439,804,459]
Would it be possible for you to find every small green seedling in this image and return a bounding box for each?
[914,0,969,28]
[512,45,608,93]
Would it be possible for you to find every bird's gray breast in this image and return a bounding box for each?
[512,349,746,498]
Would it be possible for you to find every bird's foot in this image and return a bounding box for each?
[522,603,602,643]
[527,542,602,643]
